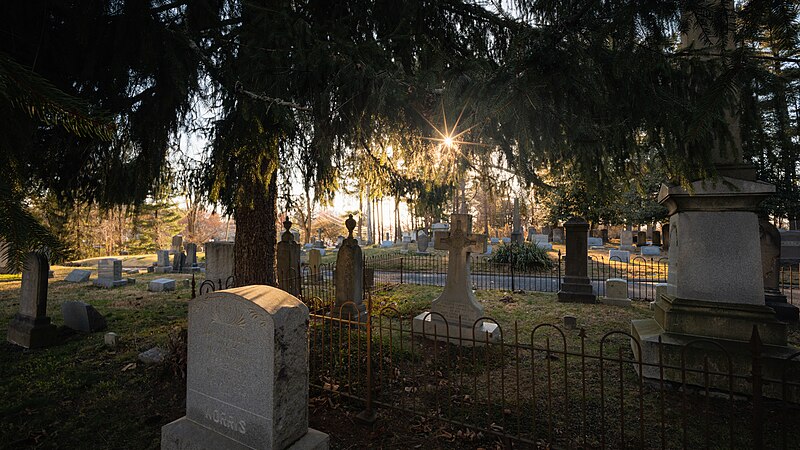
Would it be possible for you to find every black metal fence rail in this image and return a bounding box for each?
[306,293,800,449]
[589,256,670,300]
[779,263,800,306]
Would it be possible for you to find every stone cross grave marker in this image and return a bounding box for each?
[7,252,57,348]
[413,213,499,344]
[161,285,329,450]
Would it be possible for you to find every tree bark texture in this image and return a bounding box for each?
[233,171,277,287]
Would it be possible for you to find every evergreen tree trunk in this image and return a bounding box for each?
[233,171,277,287]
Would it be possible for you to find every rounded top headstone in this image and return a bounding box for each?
[345,214,356,238]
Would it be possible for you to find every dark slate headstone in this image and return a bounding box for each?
[652,230,662,247]
[637,231,648,247]
[61,301,107,333]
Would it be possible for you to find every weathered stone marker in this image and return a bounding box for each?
[171,234,183,254]
[205,241,235,288]
[332,215,365,320]
[7,252,57,348]
[601,279,631,307]
[155,250,172,273]
[416,230,430,253]
[277,218,301,297]
[61,301,107,332]
[760,219,799,321]
[413,213,499,344]
[558,217,596,303]
[308,249,322,282]
[65,269,91,283]
[93,259,127,288]
[510,198,524,245]
[185,243,198,268]
[161,285,329,450]
[149,278,177,292]
[552,227,564,244]
[619,230,634,252]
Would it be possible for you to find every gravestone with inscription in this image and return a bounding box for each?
[413,213,499,344]
[277,218,302,297]
[7,253,57,348]
[601,278,631,307]
[171,235,183,255]
[161,285,329,450]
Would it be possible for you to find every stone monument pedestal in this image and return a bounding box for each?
[558,217,596,304]
[631,177,798,398]
[7,314,57,349]
[7,253,58,348]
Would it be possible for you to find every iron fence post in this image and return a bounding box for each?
[558,250,562,291]
[750,325,764,449]
[191,273,196,299]
[356,290,377,424]
[511,245,515,292]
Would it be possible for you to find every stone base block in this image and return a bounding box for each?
[557,282,597,303]
[6,314,58,349]
[412,312,501,345]
[654,295,787,345]
[93,279,128,288]
[601,297,631,307]
[161,417,329,450]
[154,266,173,274]
[767,301,799,322]
[632,318,800,402]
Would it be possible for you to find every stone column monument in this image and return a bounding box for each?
[332,215,365,320]
[557,217,596,303]
[510,198,524,245]
[631,0,796,391]
[413,213,499,344]
[7,252,57,348]
[277,217,301,297]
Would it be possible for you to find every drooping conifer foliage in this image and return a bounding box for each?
[1,1,798,275]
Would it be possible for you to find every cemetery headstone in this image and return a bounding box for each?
[526,226,537,242]
[637,231,648,247]
[511,198,524,245]
[608,249,630,263]
[205,241,235,288]
[185,243,198,268]
[413,213,499,344]
[332,215,365,320]
[662,223,670,251]
[558,217,596,303]
[277,218,302,297]
[532,234,552,250]
[0,241,10,274]
[65,269,91,283]
[161,285,329,450]
[652,231,662,247]
[619,230,635,252]
[7,252,57,348]
[601,278,631,307]
[171,235,183,255]
[541,226,552,239]
[172,251,186,273]
[779,230,800,263]
[380,240,393,248]
[417,230,430,252]
[641,246,661,256]
[563,316,577,330]
[156,250,172,273]
[149,278,177,292]
[631,3,797,395]
[587,237,603,248]
[761,220,799,321]
[552,227,564,244]
[308,249,323,282]
[93,259,127,288]
[601,229,609,243]
[61,301,107,332]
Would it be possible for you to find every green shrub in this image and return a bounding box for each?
[489,242,555,271]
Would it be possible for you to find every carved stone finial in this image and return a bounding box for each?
[281,217,294,242]
[345,214,356,239]
[283,217,292,232]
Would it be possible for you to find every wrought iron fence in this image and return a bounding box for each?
[779,262,800,306]
[589,256,670,300]
[305,293,800,449]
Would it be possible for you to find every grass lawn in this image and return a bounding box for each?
[1,274,797,449]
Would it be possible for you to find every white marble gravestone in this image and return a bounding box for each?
[205,241,235,288]
[413,214,499,344]
[601,278,631,307]
[161,285,328,450]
